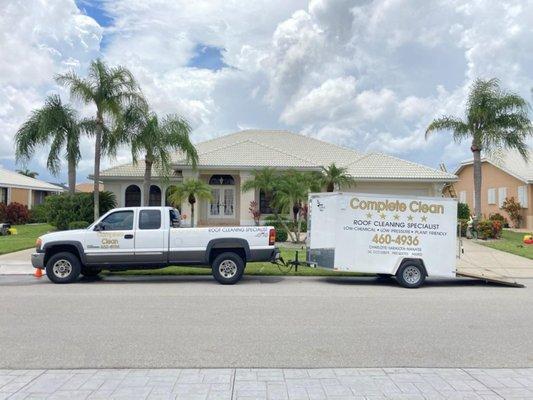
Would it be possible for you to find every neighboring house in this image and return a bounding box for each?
[0,167,64,209]
[98,130,456,226]
[454,149,533,229]
[76,182,104,193]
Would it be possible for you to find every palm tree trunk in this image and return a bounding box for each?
[190,202,195,228]
[67,157,76,195]
[93,114,103,221]
[327,182,334,192]
[471,143,482,221]
[143,157,152,206]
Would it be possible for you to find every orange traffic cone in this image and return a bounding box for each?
[34,268,43,278]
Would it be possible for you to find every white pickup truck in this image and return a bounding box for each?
[32,206,278,284]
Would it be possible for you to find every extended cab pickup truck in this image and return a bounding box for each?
[32,206,279,284]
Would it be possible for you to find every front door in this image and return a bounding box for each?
[84,210,136,266]
[209,187,235,218]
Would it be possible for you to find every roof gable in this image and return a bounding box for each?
[0,168,64,191]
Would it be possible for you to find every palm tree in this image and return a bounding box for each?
[271,170,313,243]
[16,169,39,179]
[15,95,80,194]
[321,163,355,192]
[426,78,532,220]
[241,167,280,215]
[122,106,199,206]
[167,179,213,227]
[56,58,145,219]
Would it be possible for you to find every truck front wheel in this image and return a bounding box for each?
[211,252,245,285]
[396,262,425,288]
[45,252,81,284]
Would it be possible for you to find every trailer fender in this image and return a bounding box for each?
[393,258,428,277]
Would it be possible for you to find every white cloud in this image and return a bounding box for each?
[1,0,533,182]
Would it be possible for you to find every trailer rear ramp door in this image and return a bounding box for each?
[456,267,525,288]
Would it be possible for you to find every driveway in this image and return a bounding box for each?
[1,274,532,369]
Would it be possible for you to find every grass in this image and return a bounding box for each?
[108,246,364,277]
[0,224,56,255]
[478,229,533,260]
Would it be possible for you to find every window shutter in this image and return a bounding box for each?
[498,187,507,208]
[518,186,528,208]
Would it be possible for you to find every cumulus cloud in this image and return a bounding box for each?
[1,0,533,183]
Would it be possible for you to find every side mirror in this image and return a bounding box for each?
[94,223,105,231]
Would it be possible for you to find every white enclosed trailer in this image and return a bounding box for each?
[307,192,460,288]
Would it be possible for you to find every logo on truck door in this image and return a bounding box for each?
[96,232,122,249]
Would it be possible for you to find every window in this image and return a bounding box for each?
[0,187,7,204]
[125,185,141,207]
[459,191,466,204]
[169,209,180,228]
[149,185,161,206]
[487,188,496,205]
[99,211,134,231]
[260,190,273,214]
[518,186,528,208]
[498,187,507,208]
[208,175,235,185]
[139,210,161,230]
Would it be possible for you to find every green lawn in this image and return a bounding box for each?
[478,229,533,260]
[0,224,56,255]
[108,246,364,277]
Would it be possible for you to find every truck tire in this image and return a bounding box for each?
[81,267,102,278]
[45,252,81,284]
[396,262,425,288]
[211,252,245,285]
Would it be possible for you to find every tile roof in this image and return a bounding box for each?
[101,129,456,182]
[0,168,64,191]
[456,148,533,183]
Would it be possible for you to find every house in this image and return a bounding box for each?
[0,167,64,209]
[98,130,457,226]
[75,182,104,193]
[454,149,532,229]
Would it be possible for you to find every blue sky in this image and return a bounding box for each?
[1,0,532,184]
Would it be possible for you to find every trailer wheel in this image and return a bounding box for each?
[211,252,245,285]
[396,262,425,288]
[45,252,81,284]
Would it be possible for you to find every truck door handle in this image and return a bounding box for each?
[124,234,134,239]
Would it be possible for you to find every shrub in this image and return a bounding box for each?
[5,202,30,224]
[249,201,261,226]
[489,213,509,228]
[43,191,117,230]
[457,202,470,220]
[68,221,90,230]
[477,219,502,240]
[275,228,288,242]
[501,197,523,228]
[28,204,48,223]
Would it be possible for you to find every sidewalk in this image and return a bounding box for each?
[0,248,34,275]
[1,368,532,399]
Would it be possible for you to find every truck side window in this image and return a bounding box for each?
[100,211,133,231]
[139,210,161,230]
[169,209,180,228]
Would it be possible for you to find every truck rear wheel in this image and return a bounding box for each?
[46,252,81,284]
[396,262,425,288]
[211,252,245,285]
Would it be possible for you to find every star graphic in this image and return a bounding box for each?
[407,215,414,221]
[380,213,386,219]
[421,215,427,222]
[393,214,400,220]
[366,212,372,219]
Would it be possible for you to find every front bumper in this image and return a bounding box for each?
[31,252,45,269]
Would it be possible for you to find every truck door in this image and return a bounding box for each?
[84,209,136,265]
[134,209,166,263]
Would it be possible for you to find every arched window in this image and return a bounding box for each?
[208,174,235,185]
[149,185,161,206]
[125,185,141,207]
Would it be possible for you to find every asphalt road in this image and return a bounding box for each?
[1,274,533,369]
